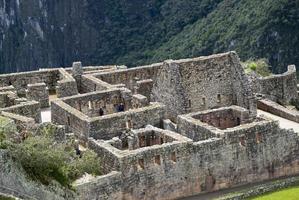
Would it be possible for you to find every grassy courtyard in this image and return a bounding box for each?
[251,185,299,200]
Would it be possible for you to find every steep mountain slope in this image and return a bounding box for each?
[149,0,299,74]
[0,0,298,74]
[0,0,221,73]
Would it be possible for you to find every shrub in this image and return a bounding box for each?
[0,117,17,149]
[9,136,70,185]
[243,59,271,77]
[9,134,101,187]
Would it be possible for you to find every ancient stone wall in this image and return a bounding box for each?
[62,88,133,117]
[151,52,256,120]
[257,65,298,105]
[56,68,78,98]
[94,63,162,91]
[83,118,299,200]
[89,103,165,140]
[51,100,90,139]
[0,111,35,132]
[81,74,113,93]
[26,83,49,108]
[0,100,41,123]
[0,69,59,95]
[75,171,123,200]
[258,99,299,123]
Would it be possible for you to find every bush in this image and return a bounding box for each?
[9,136,70,185]
[243,59,271,77]
[9,134,101,187]
[0,117,17,149]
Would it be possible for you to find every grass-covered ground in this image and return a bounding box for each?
[0,195,14,200]
[251,185,299,200]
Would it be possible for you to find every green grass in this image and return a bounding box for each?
[0,195,15,200]
[251,185,299,200]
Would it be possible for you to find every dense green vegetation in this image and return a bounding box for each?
[0,118,101,187]
[145,0,299,75]
[242,59,272,77]
[250,185,299,200]
[1,0,298,74]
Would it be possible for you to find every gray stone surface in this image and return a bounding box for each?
[0,52,298,200]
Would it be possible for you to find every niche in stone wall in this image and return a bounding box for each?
[171,152,177,163]
[138,159,145,170]
[67,116,71,126]
[126,119,133,129]
[202,97,206,106]
[155,155,161,165]
[239,136,246,147]
[160,137,164,144]
[256,133,262,144]
[217,94,221,103]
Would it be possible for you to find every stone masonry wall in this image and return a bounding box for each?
[0,101,41,123]
[94,63,162,91]
[26,83,49,108]
[56,68,79,98]
[0,69,59,95]
[89,103,165,140]
[51,100,90,139]
[82,121,299,200]
[151,52,256,120]
[257,65,298,105]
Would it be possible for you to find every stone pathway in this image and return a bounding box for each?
[257,109,299,134]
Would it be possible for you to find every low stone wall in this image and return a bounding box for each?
[258,99,299,123]
[257,65,298,105]
[56,68,78,98]
[26,83,49,108]
[0,101,41,123]
[75,171,122,200]
[51,100,90,139]
[81,74,113,93]
[89,102,165,140]
[94,62,162,91]
[0,111,35,132]
[0,69,60,95]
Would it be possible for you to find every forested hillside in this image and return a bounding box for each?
[0,0,298,74]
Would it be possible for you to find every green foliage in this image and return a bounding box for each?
[251,185,299,200]
[7,128,101,187]
[0,117,17,149]
[243,59,272,77]
[67,150,101,181]
[0,195,15,200]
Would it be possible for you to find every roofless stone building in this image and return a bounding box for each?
[0,52,299,200]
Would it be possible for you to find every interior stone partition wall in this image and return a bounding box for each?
[81,117,299,200]
[0,69,59,96]
[51,88,166,141]
[93,63,163,91]
[177,106,251,141]
[0,100,41,123]
[26,83,49,108]
[62,88,133,116]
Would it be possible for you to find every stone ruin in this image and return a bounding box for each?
[0,51,299,200]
